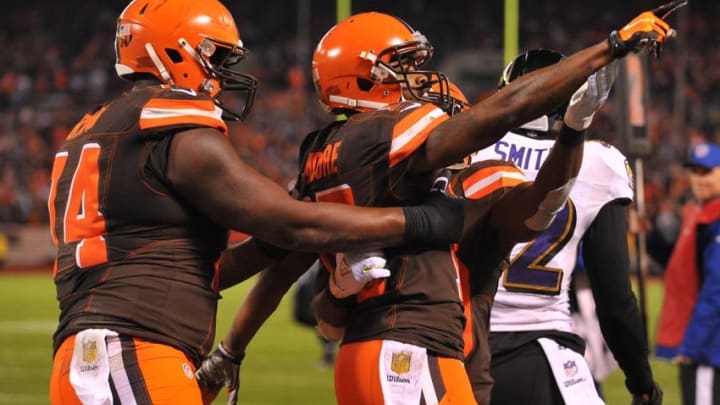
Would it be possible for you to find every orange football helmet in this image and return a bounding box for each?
[114,0,257,120]
[312,12,448,114]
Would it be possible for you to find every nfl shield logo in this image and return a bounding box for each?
[563,360,578,377]
[82,340,98,363]
[391,352,412,375]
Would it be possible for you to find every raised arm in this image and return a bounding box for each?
[488,128,584,244]
[414,9,675,171]
[490,60,619,243]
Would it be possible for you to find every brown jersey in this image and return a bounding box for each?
[447,160,527,401]
[293,101,469,359]
[48,85,229,364]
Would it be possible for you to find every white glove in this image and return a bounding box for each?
[329,251,390,298]
[563,60,619,131]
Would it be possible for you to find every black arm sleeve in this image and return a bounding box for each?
[581,200,654,396]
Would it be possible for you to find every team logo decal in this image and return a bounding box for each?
[390,352,412,375]
[563,360,578,378]
[82,340,98,363]
[116,24,132,47]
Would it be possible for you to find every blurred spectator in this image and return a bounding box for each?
[656,142,720,404]
[646,198,682,269]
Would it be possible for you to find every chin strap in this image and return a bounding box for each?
[144,43,174,85]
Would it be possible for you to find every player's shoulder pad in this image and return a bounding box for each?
[339,101,448,168]
[451,159,527,200]
[382,101,448,168]
[579,140,634,202]
[139,86,227,135]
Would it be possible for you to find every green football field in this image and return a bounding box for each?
[0,272,679,404]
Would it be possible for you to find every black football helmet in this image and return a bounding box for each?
[498,49,567,123]
[498,49,565,89]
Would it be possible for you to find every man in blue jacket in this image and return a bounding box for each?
[656,142,720,404]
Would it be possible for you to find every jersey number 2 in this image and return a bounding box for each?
[48,143,108,269]
[501,199,576,295]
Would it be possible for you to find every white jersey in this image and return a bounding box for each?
[472,132,634,332]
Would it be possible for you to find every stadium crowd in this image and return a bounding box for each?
[1,1,719,273]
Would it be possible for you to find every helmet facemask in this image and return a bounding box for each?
[180,37,258,121]
[367,32,452,111]
[419,76,473,116]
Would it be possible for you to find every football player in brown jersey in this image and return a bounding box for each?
[310,61,620,404]
[196,6,677,404]
[47,1,475,403]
